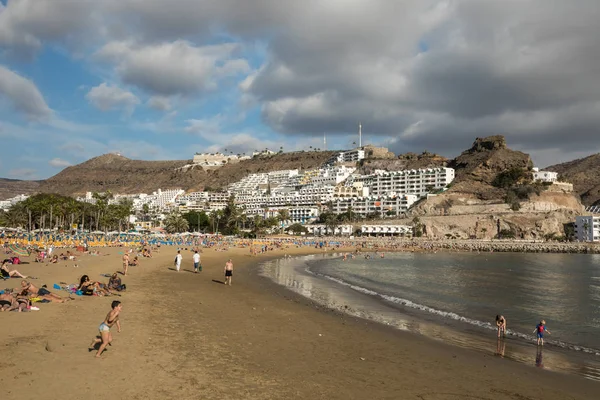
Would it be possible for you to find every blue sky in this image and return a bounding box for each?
[1,1,599,179]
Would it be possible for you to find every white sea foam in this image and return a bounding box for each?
[307,268,600,356]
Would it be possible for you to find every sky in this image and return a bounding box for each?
[1,0,599,180]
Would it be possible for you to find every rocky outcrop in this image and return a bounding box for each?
[448,135,533,187]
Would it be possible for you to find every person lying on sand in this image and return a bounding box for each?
[89,300,122,358]
[1,261,27,279]
[20,280,71,303]
[0,292,16,311]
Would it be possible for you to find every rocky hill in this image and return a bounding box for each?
[446,135,533,200]
[0,151,336,199]
[546,154,600,206]
[403,136,584,240]
[0,178,41,199]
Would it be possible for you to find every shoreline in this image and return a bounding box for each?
[2,245,599,399]
[258,252,600,382]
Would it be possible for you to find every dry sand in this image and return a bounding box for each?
[1,245,598,400]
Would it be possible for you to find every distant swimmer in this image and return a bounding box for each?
[380,253,385,258]
[495,315,507,338]
[534,320,551,346]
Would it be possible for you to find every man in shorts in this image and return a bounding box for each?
[224,258,233,286]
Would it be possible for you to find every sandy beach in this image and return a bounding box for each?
[1,245,598,400]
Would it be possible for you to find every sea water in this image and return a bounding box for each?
[261,252,600,380]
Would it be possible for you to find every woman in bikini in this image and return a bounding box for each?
[1,261,27,279]
[89,300,122,358]
[79,275,112,296]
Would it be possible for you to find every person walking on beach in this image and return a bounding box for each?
[89,300,122,358]
[122,253,129,276]
[174,250,182,272]
[496,315,507,338]
[193,250,201,273]
[534,320,550,346]
[224,258,233,286]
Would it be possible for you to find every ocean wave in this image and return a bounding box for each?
[307,268,600,357]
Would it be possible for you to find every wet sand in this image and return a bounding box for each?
[1,245,598,400]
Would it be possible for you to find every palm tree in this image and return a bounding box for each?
[277,209,290,233]
[164,211,189,233]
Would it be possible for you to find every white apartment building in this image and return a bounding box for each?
[238,186,335,215]
[306,224,353,236]
[369,167,454,198]
[361,225,412,236]
[141,188,185,210]
[326,149,365,165]
[209,192,231,203]
[532,168,558,183]
[308,166,356,187]
[244,206,319,225]
[331,195,418,218]
[177,191,210,203]
[575,216,600,242]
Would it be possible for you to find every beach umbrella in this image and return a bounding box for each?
[9,244,30,257]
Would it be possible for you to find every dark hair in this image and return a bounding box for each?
[111,300,121,309]
[80,275,90,285]
[496,315,501,321]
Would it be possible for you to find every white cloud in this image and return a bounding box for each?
[0,0,95,58]
[0,64,51,120]
[147,96,172,111]
[48,158,72,168]
[95,40,249,96]
[86,83,140,113]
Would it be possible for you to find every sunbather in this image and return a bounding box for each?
[20,280,70,303]
[1,261,27,279]
[79,275,111,296]
[0,292,15,311]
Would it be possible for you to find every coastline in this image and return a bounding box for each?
[260,253,600,381]
[1,245,599,399]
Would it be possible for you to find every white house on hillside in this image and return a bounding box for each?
[532,168,558,183]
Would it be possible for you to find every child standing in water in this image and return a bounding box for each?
[534,320,550,346]
[495,315,507,338]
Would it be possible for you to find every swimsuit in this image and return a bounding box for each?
[0,300,11,307]
[99,323,110,332]
[225,270,233,277]
[38,287,51,296]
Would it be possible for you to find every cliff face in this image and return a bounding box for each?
[546,153,600,206]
